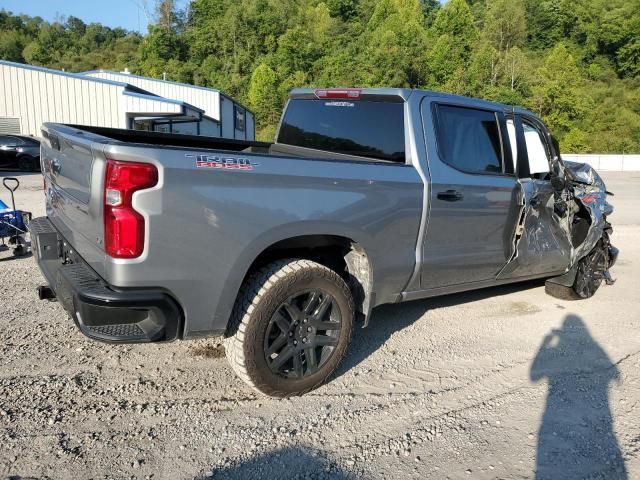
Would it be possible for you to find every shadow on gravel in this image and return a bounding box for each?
[531,314,627,480]
[198,446,355,480]
[336,278,546,378]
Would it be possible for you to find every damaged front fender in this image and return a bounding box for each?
[499,160,618,299]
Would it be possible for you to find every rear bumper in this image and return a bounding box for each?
[29,216,182,343]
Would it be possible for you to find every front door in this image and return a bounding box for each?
[420,101,521,290]
[497,114,572,279]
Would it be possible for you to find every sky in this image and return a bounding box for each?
[0,0,189,33]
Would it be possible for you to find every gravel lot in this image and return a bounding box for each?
[1,171,639,480]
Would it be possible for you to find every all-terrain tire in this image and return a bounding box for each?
[572,247,606,299]
[225,259,354,398]
[545,246,607,300]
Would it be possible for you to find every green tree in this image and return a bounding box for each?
[248,63,281,128]
[426,0,477,90]
[617,40,640,78]
[483,0,526,52]
[327,0,359,21]
[529,43,590,138]
[524,0,567,50]
[0,29,28,61]
[0,2,638,152]
[359,0,430,87]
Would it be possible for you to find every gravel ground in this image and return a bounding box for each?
[1,171,639,480]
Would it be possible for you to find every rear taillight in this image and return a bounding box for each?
[104,160,158,259]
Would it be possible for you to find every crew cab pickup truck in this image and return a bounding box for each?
[31,88,617,397]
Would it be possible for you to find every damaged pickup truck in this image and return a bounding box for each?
[31,88,618,397]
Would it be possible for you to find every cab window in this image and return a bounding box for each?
[435,105,504,175]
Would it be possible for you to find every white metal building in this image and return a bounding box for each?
[0,60,255,140]
[83,70,255,140]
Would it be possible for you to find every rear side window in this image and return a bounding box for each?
[277,99,405,162]
[435,105,504,174]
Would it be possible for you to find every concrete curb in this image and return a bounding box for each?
[563,154,640,172]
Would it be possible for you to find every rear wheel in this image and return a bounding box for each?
[225,259,354,397]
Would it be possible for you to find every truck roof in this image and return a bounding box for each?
[289,87,538,118]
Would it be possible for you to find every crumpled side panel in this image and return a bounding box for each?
[499,161,613,281]
[564,161,611,265]
[497,179,572,279]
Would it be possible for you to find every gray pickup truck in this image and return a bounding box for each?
[31,88,617,397]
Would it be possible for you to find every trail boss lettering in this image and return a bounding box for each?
[187,154,258,170]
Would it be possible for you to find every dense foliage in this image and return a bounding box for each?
[1,0,639,151]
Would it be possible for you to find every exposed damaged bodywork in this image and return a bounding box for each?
[500,159,618,299]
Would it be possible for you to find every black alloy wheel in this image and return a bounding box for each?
[264,290,342,379]
[225,258,355,397]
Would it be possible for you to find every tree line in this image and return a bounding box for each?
[1,0,638,152]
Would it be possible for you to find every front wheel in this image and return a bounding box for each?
[225,259,354,397]
[545,244,608,300]
[572,246,607,298]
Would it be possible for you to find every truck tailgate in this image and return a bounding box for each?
[41,125,107,275]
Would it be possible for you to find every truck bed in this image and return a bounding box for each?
[59,124,272,154]
[38,121,424,339]
[53,124,395,164]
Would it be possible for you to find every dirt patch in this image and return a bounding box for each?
[190,343,226,358]
[508,301,542,315]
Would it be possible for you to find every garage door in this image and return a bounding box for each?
[0,117,21,135]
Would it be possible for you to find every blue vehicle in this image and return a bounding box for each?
[0,177,31,256]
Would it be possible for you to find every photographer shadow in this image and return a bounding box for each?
[530,314,627,479]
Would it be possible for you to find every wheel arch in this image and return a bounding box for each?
[217,227,375,335]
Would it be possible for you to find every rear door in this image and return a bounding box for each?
[420,101,520,289]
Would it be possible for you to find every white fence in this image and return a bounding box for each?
[562,154,640,172]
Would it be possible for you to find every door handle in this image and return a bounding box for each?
[437,189,464,202]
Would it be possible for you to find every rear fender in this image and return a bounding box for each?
[212,221,375,333]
